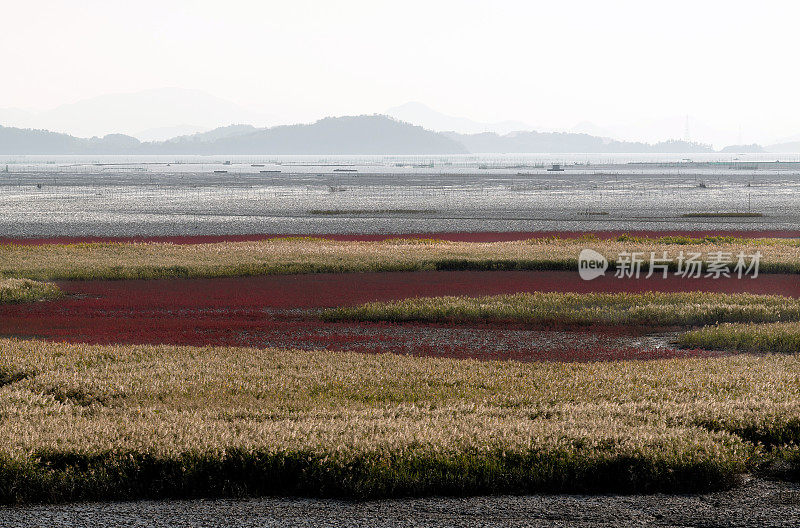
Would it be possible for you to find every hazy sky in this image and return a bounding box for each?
[2,0,799,143]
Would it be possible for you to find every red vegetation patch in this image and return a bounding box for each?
[2,271,797,362]
[2,229,799,246]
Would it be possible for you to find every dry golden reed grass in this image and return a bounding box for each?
[1,236,799,280]
[0,278,61,304]
[1,338,799,502]
[678,321,800,353]
[322,291,800,327]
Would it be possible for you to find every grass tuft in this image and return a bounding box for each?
[322,292,800,328]
[677,322,800,354]
[0,278,61,304]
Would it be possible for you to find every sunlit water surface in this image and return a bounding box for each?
[2,154,800,236]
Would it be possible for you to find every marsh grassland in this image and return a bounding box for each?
[322,292,800,327]
[2,235,800,280]
[1,235,800,504]
[678,322,800,353]
[1,338,800,504]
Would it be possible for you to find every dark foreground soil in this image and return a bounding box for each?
[3,271,798,361]
[1,477,797,528]
[2,229,799,245]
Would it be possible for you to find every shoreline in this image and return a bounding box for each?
[3,229,800,246]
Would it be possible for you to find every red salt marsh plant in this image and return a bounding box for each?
[4,276,799,360]
[3,337,800,503]
[4,275,800,362]
[0,275,712,361]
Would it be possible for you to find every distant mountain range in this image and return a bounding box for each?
[385,102,537,136]
[764,141,800,153]
[0,88,272,139]
[3,88,798,152]
[570,117,742,148]
[147,116,467,155]
[443,131,712,154]
[4,89,799,149]
[0,115,736,155]
[718,144,765,153]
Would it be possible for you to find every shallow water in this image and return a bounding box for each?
[2,155,800,236]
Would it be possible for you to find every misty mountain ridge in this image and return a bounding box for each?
[719,144,765,153]
[385,102,537,135]
[0,116,466,155]
[135,125,210,142]
[0,88,274,139]
[571,117,740,149]
[443,130,712,154]
[164,124,260,144]
[0,115,776,155]
[2,89,792,147]
[764,141,800,153]
[140,116,465,154]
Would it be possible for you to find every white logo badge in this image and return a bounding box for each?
[579,249,608,281]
